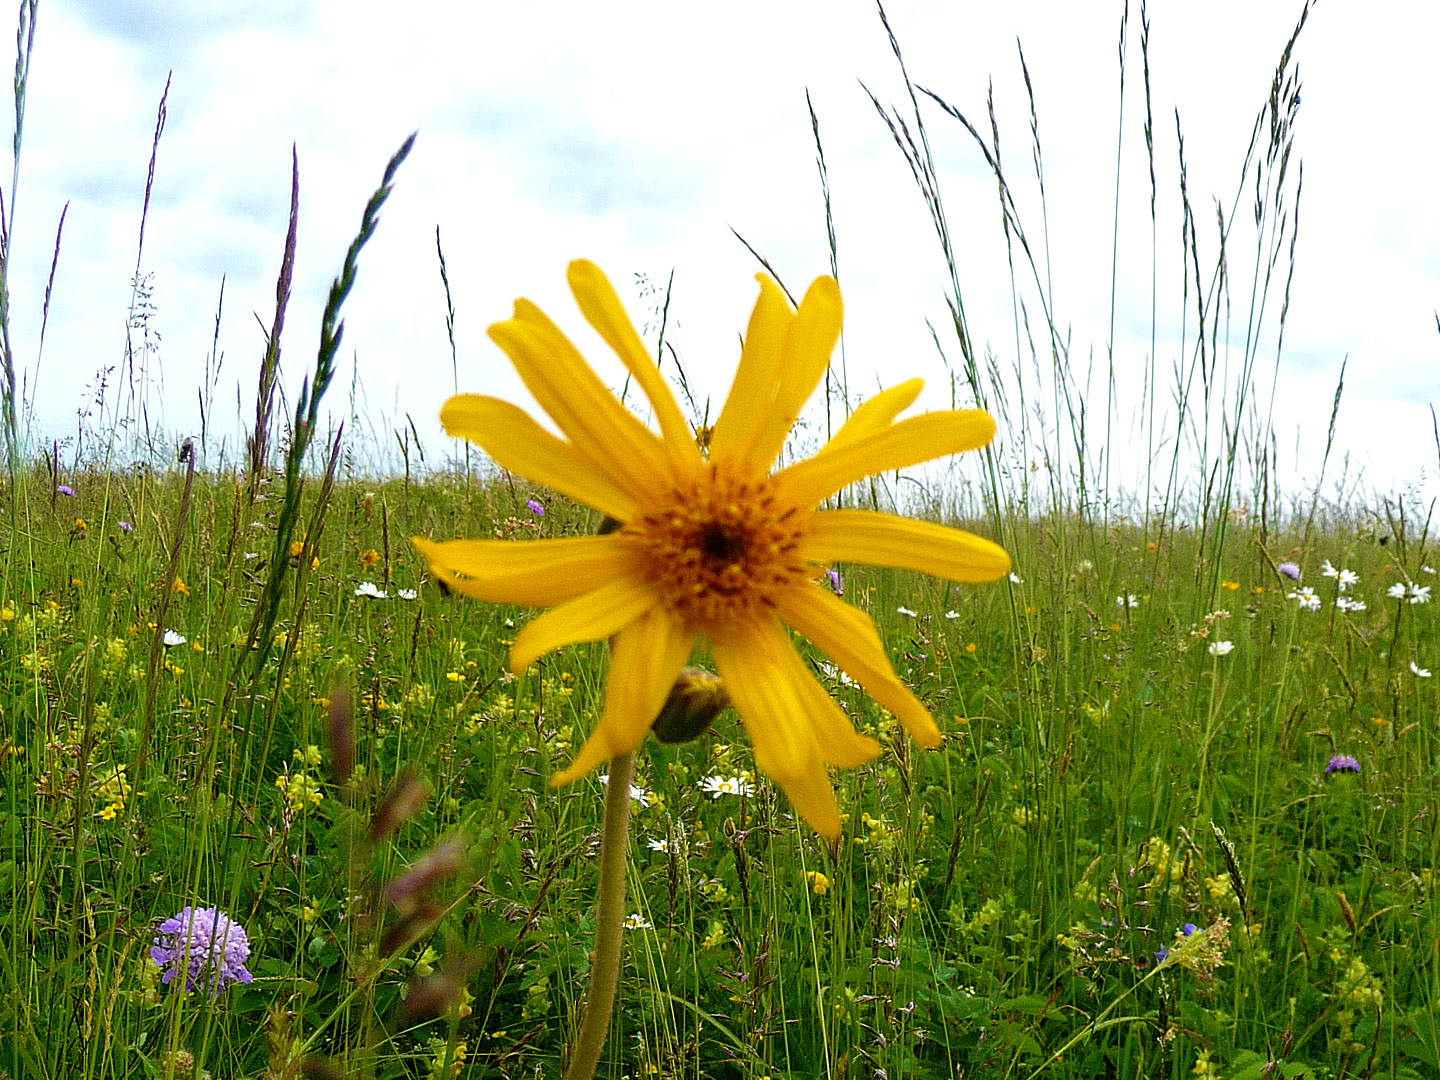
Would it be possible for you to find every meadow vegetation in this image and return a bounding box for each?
[3,2,1439,1078]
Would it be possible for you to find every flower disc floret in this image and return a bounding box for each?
[624,465,809,630]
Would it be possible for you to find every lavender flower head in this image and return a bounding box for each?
[56,484,76,497]
[1276,561,1301,581]
[822,567,843,596]
[150,906,254,995]
[526,498,545,516]
[117,520,134,533]
[1325,754,1360,774]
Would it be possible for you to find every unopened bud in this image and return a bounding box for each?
[368,769,430,843]
[386,837,468,914]
[652,668,729,745]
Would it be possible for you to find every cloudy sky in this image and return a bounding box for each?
[9,1,1438,508]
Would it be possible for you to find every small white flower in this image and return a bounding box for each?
[1337,569,1359,591]
[944,610,960,619]
[700,774,754,798]
[1423,565,1436,575]
[1288,586,1321,612]
[596,773,651,806]
[1411,661,1432,678]
[162,629,186,647]
[1321,559,1339,578]
[1116,593,1140,609]
[1408,584,1431,604]
[1207,640,1234,657]
[622,913,653,930]
[1388,582,1408,599]
[1335,597,1367,613]
[354,581,387,599]
[896,606,919,617]
[397,588,418,600]
[647,838,671,853]
[1009,572,1024,584]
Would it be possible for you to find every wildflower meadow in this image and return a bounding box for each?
[3,3,1439,1079]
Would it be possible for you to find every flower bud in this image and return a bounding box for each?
[652,668,729,745]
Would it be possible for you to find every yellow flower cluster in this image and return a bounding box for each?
[276,770,323,815]
[93,765,133,821]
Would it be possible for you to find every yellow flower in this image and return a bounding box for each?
[412,261,1009,837]
[172,576,189,596]
[359,548,381,569]
[806,870,830,896]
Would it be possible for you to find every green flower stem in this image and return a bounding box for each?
[565,751,633,1080]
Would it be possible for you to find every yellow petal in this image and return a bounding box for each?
[775,763,843,840]
[551,609,695,785]
[708,274,793,469]
[567,260,701,472]
[744,275,843,470]
[411,535,628,607]
[489,299,669,504]
[712,619,853,838]
[805,510,1010,583]
[778,584,942,747]
[508,576,657,673]
[439,394,638,521]
[775,409,996,508]
[815,378,923,455]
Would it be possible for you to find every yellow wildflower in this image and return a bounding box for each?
[359,548,381,569]
[172,576,189,596]
[413,261,1008,837]
[805,870,830,896]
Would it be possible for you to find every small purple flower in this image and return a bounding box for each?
[823,567,842,596]
[526,499,544,516]
[1276,561,1301,581]
[56,484,76,497]
[1325,754,1360,774]
[1181,923,1198,936]
[150,906,254,996]
[117,521,134,534]
[1154,947,1169,962]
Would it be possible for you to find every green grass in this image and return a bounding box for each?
[4,2,1440,1078]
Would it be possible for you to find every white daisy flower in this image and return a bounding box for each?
[1207,640,1234,657]
[1321,559,1339,578]
[1116,593,1140,609]
[1009,572,1024,584]
[896,606,919,617]
[700,775,754,798]
[944,610,960,619]
[1337,569,1359,591]
[162,629,186,647]
[396,588,418,600]
[622,914,653,930]
[1388,582,1408,599]
[1408,584,1431,604]
[1287,586,1322,612]
[1335,597,1367,613]
[647,838,672,853]
[1410,661,1432,678]
[354,581,387,599]
[1422,565,1436,575]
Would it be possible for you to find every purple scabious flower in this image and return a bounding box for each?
[526,498,544,516]
[117,520,134,533]
[1325,754,1360,774]
[150,906,254,996]
[1276,562,1301,581]
[822,567,843,596]
[56,484,76,497]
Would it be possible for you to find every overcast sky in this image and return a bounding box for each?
[8,1,1439,509]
